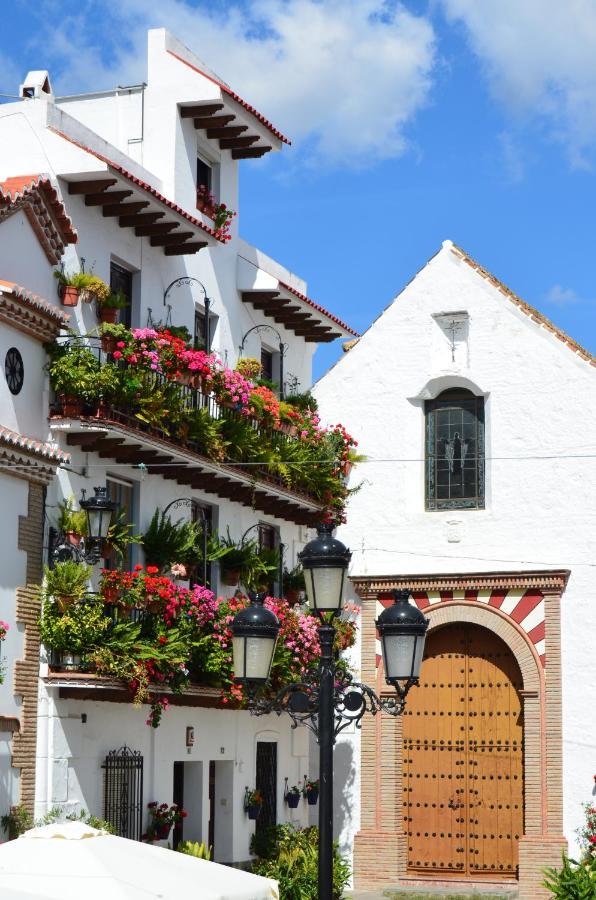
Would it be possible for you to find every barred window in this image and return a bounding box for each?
[425,389,485,510]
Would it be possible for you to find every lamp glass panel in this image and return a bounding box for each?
[233,635,276,682]
[382,633,416,681]
[86,508,102,541]
[412,633,427,679]
[304,566,344,613]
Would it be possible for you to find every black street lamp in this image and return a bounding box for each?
[49,487,118,566]
[230,523,429,900]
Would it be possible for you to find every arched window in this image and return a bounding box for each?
[425,389,485,510]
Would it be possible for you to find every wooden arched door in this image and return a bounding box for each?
[402,623,524,879]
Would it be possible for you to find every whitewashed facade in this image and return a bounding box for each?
[314,240,596,896]
[0,29,355,862]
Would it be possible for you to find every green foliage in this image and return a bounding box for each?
[177,840,212,859]
[37,806,116,834]
[142,510,204,571]
[1,804,34,839]
[43,561,90,600]
[105,508,142,561]
[168,325,192,343]
[251,825,350,900]
[39,596,110,654]
[100,289,129,309]
[185,406,225,460]
[544,853,596,898]
[47,343,102,402]
[283,565,305,591]
[54,270,110,302]
[56,497,88,536]
[284,390,318,413]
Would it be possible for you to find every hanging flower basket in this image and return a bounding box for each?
[286,791,301,809]
[306,786,319,806]
[247,804,261,821]
[60,286,80,307]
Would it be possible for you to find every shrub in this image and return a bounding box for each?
[177,840,212,859]
[251,825,350,900]
[544,853,596,898]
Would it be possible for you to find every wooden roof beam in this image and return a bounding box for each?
[304,333,338,343]
[241,291,280,303]
[180,103,224,119]
[68,178,117,195]
[232,147,272,159]
[103,201,149,217]
[85,190,133,207]
[149,232,193,247]
[206,125,248,139]
[119,211,164,228]
[194,114,236,130]
[135,222,180,237]
[164,242,208,255]
[219,136,260,150]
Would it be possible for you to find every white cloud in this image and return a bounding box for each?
[24,0,437,168]
[440,0,596,166]
[545,285,581,307]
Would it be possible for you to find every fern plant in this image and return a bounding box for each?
[141,510,203,571]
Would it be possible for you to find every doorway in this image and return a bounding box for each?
[172,761,204,850]
[255,741,277,833]
[402,623,524,879]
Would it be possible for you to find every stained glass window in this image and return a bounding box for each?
[425,389,485,510]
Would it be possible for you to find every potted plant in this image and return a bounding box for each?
[98,322,130,354]
[42,561,90,612]
[1,804,34,840]
[144,802,186,842]
[56,497,87,546]
[282,566,305,604]
[39,593,109,670]
[235,357,262,380]
[141,510,203,573]
[217,534,259,587]
[245,545,280,593]
[96,289,129,324]
[53,270,110,307]
[103,508,142,561]
[47,343,102,416]
[245,789,263,821]
[285,785,301,809]
[303,778,319,806]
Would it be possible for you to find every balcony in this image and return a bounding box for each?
[47,334,355,526]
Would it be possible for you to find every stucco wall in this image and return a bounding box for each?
[314,241,596,856]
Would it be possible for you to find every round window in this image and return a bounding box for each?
[5,347,24,395]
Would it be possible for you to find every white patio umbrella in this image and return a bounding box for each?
[0,821,279,900]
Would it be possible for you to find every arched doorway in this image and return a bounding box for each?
[402,622,524,880]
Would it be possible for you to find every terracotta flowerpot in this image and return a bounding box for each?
[102,586,119,603]
[153,822,171,840]
[56,595,76,613]
[64,531,82,548]
[94,400,108,419]
[286,792,300,809]
[98,306,118,324]
[247,804,261,821]
[60,286,80,307]
[196,197,215,219]
[284,589,301,605]
[101,335,117,354]
[177,372,193,386]
[341,461,353,478]
[221,569,241,586]
[60,394,84,417]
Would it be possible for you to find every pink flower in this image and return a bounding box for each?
[113,351,122,359]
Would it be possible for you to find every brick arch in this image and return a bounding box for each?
[425,600,543,694]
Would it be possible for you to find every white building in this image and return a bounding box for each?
[0,29,355,863]
[314,240,596,899]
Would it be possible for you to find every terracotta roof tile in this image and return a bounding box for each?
[0,424,70,464]
[278,281,358,336]
[0,174,77,262]
[0,279,69,327]
[48,128,222,242]
[167,49,291,145]
[450,242,595,367]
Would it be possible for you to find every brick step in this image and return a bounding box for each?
[347,885,518,900]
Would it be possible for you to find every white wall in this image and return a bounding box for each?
[314,240,596,856]
[36,683,310,863]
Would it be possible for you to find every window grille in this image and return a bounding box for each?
[255,741,277,833]
[425,389,485,510]
[102,745,144,840]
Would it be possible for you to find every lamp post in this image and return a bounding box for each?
[49,487,118,566]
[231,523,429,900]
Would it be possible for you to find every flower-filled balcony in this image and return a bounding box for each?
[40,563,358,726]
[47,326,360,526]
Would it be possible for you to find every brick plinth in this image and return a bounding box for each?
[353,830,407,887]
[518,835,567,900]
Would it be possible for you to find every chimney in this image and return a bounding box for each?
[19,70,53,100]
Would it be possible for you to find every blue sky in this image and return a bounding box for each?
[2,0,595,378]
